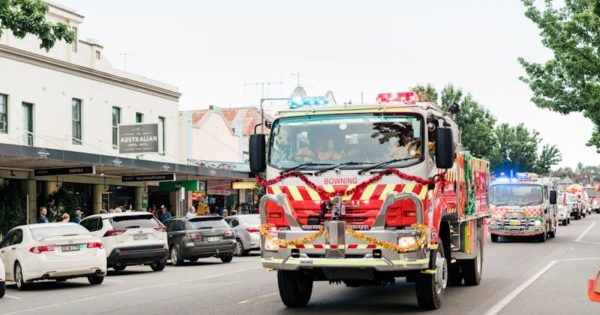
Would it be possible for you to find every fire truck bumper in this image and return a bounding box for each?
[261,255,429,271]
[489,225,544,237]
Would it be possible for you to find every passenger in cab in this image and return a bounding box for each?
[316,138,341,160]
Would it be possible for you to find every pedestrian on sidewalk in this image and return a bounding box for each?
[38,207,49,223]
[185,205,196,219]
[159,205,171,223]
[61,213,70,223]
[73,210,83,223]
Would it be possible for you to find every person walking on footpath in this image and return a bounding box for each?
[38,207,49,223]
[185,205,196,219]
[73,210,83,223]
[159,205,171,223]
[61,213,70,223]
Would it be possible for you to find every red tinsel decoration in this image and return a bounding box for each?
[256,169,445,199]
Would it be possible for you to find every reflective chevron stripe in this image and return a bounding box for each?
[267,184,429,202]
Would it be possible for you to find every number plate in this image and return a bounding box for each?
[133,234,148,240]
[62,244,81,252]
[207,236,221,242]
[509,220,521,226]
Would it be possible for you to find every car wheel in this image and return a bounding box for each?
[0,281,5,298]
[538,231,547,243]
[15,262,29,291]
[567,218,571,224]
[171,246,183,266]
[220,255,233,263]
[113,265,126,272]
[234,239,246,257]
[88,275,104,285]
[491,234,499,243]
[151,260,166,272]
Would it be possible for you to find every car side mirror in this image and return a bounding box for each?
[549,191,557,205]
[435,127,454,169]
[249,134,266,173]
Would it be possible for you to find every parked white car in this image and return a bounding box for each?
[80,212,168,272]
[0,223,107,290]
[557,205,570,226]
[0,258,5,298]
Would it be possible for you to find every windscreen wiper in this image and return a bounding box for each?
[520,201,542,207]
[313,161,368,175]
[357,157,416,175]
[281,162,333,174]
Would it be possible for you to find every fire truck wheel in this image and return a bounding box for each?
[277,270,313,308]
[416,240,447,310]
[491,234,499,243]
[461,239,482,286]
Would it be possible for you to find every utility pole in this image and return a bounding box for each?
[290,72,301,87]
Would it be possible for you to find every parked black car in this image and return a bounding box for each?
[165,216,236,265]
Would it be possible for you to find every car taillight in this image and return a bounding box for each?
[87,242,104,249]
[29,245,54,254]
[183,232,202,241]
[154,226,167,232]
[224,230,234,237]
[104,229,127,237]
[246,227,260,233]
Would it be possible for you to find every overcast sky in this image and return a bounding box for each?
[58,0,599,169]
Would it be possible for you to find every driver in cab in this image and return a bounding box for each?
[295,138,341,161]
[387,128,420,160]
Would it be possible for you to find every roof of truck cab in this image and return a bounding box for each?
[276,102,445,118]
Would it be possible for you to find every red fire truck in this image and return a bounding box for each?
[249,92,490,309]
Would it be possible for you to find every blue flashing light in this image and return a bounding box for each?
[288,96,328,109]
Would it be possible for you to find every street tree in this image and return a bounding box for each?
[519,0,600,153]
[491,123,540,173]
[412,84,438,102]
[534,144,562,175]
[0,0,75,50]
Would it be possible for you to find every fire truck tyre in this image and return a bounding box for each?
[491,234,499,243]
[567,218,571,224]
[461,239,483,286]
[278,270,313,308]
[574,212,580,220]
[416,241,447,310]
[549,226,556,238]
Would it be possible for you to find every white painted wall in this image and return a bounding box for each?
[185,112,242,163]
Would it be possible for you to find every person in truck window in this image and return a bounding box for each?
[387,127,420,160]
[295,140,315,161]
[316,138,341,160]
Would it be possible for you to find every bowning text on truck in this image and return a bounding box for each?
[488,173,558,243]
[249,92,490,310]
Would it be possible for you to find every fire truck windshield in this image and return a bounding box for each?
[269,113,424,170]
[489,184,543,206]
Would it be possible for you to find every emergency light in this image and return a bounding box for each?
[288,96,328,109]
[376,91,420,104]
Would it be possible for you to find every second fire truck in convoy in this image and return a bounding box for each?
[488,173,558,242]
[249,92,490,310]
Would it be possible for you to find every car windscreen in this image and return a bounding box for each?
[112,215,159,229]
[489,184,543,206]
[241,215,260,226]
[30,225,90,240]
[188,217,229,229]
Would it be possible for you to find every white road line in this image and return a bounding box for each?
[237,292,278,305]
[4,295,22,300]
[575,221,597,242]
[1,266,262,315]
[484,260,557,315]
[558,257,600,262]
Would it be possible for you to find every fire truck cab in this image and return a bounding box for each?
[488,173,558,242]
[249,92,490,310]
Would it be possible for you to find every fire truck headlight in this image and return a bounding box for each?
[533,220,542,226]
[398,236,417,248]
[264,237,280,251]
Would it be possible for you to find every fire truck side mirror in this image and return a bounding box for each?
[435,127,454,169]
[549,191,557,205]
[249,134,266,173]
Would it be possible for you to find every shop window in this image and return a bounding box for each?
[0,93,7,133]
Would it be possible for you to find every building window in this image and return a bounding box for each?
[136,112,143,123]
[71,27,78,53]
[112,107,121,149]
[95,51,101,60]
[0,94,7,133]
[158,116,165,155]
[72,98,82,144]
[22,102,33,146]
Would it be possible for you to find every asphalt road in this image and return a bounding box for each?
[2,216,600,315]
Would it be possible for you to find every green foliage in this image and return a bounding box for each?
[411,84,438,102]
[0,0,76,50]
[519,0,600,153]
[490,123,540,173]
[46,187,79,222]
[534,144,562,175]
[0,184,25,236]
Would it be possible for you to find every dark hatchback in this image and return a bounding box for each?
[166,216,236,265]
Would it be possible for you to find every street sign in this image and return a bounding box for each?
[122,173,175,182]
[34,166,95,176]
[159,180,205,192]
[119,123,159,154]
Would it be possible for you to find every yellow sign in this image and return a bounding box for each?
[232,181,256,189]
